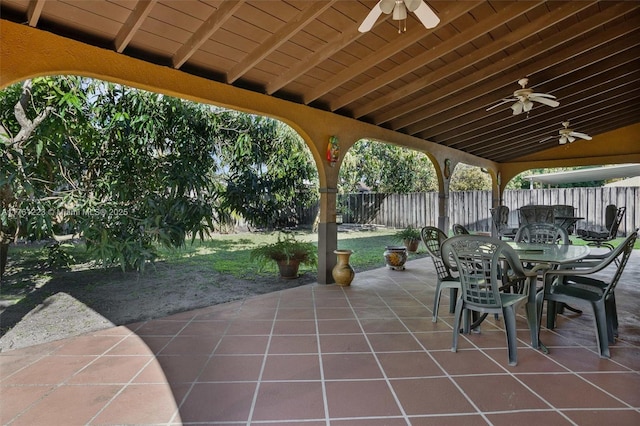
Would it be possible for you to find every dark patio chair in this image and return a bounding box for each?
[538,230,637,358]
[518,205,555,227]
[452,223,470,235]
[553,204,578,234]
[441,235,534,366]
[421,226,460,322]
[490,206,517,240]
[578,205,626,251]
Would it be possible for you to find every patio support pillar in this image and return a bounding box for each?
[436,157,452,233]
[317,187,338,284]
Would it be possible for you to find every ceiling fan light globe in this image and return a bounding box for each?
[511,102,523,115]
[523,100,533,112]
[393,3,407,20]
[559,136,568,144]
[379,0,396,14]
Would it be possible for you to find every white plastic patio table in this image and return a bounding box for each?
[506,242,591,351]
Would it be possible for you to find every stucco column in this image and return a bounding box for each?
[437,158,452,232]
[317,187,337,284]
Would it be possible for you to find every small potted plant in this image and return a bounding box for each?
[394,225,421,253]
[250,232,317,279]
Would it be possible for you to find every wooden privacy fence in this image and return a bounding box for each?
[327,187,638,236]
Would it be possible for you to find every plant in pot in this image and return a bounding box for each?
[250,232,317,279]
[394,225,421,253]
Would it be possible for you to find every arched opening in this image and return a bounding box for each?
[0,75,325,345]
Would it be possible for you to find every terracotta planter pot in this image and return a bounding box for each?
[404,239,420,253]
[277,259,301,279]
[332,250,355,286]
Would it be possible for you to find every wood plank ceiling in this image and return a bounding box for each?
[2,0,639,163]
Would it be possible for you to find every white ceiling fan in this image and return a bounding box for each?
[358,0,440,33]
[540,121,592,145]
[486,78,560,115]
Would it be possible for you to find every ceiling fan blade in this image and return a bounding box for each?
[404,0,422,12]
[358,2,384,32]
[486,98,516,111]
[530,96,559,107]
[529,93,556,99]
[559,136,568,144]
[413,1,440,28]
[511,101,523,115]
[570,131,592,140]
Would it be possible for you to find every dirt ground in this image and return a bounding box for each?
[0,259,315,352]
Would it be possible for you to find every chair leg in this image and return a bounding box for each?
[605,297,617,344]
[449,288,458,313]
[593,300,610,358]
[525,300,539,349]
[502,306,519,366]
[462,308,472,334]
[432,282,443,322]
[451,298,464,353]
[546,300,558,330]
[606,293,619,338]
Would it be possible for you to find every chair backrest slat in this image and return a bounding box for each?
[421,226,453,281]
[515,223,570,245]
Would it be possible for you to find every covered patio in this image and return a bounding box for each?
[2,1,639,283]
[2,250,639,425]
[1,3,639,424]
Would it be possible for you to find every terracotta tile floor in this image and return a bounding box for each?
[2,250,639,425]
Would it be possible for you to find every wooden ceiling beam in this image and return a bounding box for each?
[456,75,640,154]
[493,107,640,162]
[172,0,245,69]
[477,98,640,161]
[227,1,336,84]
[358,1,593,122]
[396,3,640,134]
[304,1,480,105]
[114,0,157,53]
[410,29,639,142]
[335,1,542,115]
[26,0,45,27]
[425,39,640,144]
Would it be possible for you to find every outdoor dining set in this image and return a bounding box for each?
[422,203,636,366]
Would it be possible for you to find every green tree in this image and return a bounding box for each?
[1,77,225,272]
[1,76,93,275]
[217,112,318,230]
[339,140,437,193]
[1,77,319,273]
[450,163,492,191]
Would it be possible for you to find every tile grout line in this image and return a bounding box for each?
[341,282,413,425]
[311,284,332,426]
[244,292,280,425]
[377,273,492,424]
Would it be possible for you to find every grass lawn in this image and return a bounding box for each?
[155,227,428,277]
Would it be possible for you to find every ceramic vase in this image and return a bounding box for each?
[384,246,408,270]
[332,250,355,286]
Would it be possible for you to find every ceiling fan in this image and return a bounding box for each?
[486,78,560,115]
[540,121,592,145]
[358,0,440,33]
